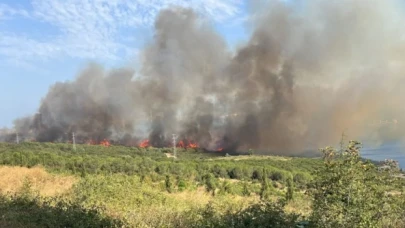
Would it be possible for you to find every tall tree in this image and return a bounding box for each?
[309,141,402,227]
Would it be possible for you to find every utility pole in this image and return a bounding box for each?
[72,132,76,151]
[16,132,19,144]
[172,134,178,159]
[339,130,347,153]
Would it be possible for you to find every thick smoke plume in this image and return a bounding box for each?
[3,0,405,155]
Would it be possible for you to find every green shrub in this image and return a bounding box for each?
[285,177,294,202]
[213,165,229,178]
[242,181,250,196]
[252,169,263,180]
[203,174,217,196]
[260,169,272,200]
[218,180,235,195]
[177,179,187,192]
[229,167,243,179]
[293,172,310,187]
[0,194,125,228]
[195,200,300,228]
[269,170,284,182]
[165,175,173,193]
[309,141,403,228]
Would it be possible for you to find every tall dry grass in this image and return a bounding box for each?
[0,165,76,196]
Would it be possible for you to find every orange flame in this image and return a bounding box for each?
[139,139,149,148]
[188,142,198,148]
[100,139,110,147]
[177,140,185,148]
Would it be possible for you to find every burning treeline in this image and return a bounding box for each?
[3,0,405,154]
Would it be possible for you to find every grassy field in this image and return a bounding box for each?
[0,142,319,227]
[0,142,403,227]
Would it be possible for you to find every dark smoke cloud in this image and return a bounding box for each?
[3,1,405,155]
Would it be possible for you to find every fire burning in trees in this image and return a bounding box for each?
[100,139,110,147]
[139,139,150,148]
[177,140,185,148]
[2,2,405,155]
[138,139,200,149]
[188,142,198,149]
[85,139,110,147]
[176,140,199,149]
[58,137,206,150]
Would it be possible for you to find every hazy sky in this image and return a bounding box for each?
[0,0,252,127]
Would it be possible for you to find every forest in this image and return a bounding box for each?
[0,141,403,227]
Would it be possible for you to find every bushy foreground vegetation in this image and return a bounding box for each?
[0,142,318,187]
[0,141,403,227]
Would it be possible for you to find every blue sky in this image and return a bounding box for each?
[0,0,251,128]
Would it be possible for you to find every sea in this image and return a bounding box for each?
[361,142,405,169]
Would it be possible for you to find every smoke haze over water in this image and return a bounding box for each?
[2,0,405,155]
